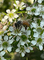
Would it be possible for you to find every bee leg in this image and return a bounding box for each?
[25,26,27,30]
[15,23,18,29]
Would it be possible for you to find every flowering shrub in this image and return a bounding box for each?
[0,0,44,60]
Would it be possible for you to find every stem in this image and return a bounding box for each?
[26,57,28,60]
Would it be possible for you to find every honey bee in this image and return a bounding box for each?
[15,21,30,30]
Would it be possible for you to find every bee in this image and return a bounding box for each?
[15,21,30,30]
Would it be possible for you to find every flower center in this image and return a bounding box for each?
[37,38,42,44]
[2,42,8,47]
[9,13,14,18]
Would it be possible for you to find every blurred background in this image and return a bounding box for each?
[0,0,34,12]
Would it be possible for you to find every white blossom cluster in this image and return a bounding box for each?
[26,0,44,19]
[26,0,44,51]
[0,0,44,59]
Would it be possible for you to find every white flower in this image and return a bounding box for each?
[31,36,44,50]
[16,46,26,57]
[5,9,18,22]
[19,39,30,46]
[25,46,33,53]
[3,36,14,52]
[13,1,26,10]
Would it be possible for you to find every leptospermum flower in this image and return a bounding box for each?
[31,31,44,50]
[2,35,14,52]
[3,9,18,22]
[13,1,26,10]
[0,51,6,60]
[16,45,33,57]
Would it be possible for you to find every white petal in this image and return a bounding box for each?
[33,32,39,37]
[16,48,20,52]
[9,36,12,39]
[4,35,8,41]
[4,30,8,33]
[18,33,22,36]
[21,52,25,57]
[16,1,19,5]
[8,38,14,44]
[31,23,37,28]
[16,36,20,41]
[0,47,3,51]
[21,2,25,5]
[27,30,31,35]
[13,4,16,6]
[27,40,30,42]
[14,14,18,18]
[7,46,12,52]
[31,41,36,45]
[29,46,33,50]
[6,9,10,13]
[9,26,14,31]
[3,25,7,30]
[21,26,25,32]
[26,7,31,11]
[4,16,8,19]
[1,57,6,60]
[9,18,13,22]
[1,51,5,56]
[39,45,43,50]
[2,18,6,22]
[25,49,30,53]
[23,5,26,7]
[12,9,16,13]
[20,41,25,45]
